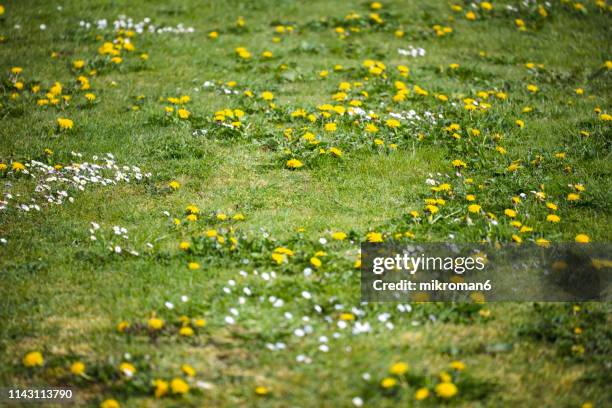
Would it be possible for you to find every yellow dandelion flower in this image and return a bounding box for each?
[179,326,194,336]
[153,379,169,398]
[324,122,337,132]
[328,147,342,157]
[331,232,347,240]
[170,378,189,394]
[57,118,74,130]
[119,362,136,377]
[450,361,466,371]
[504,209,517,218]
[100,399,120,408]
[536,238,551,247]
[435,382,458,398]
[575,234,590,243]
[23,351,44,367]
[385,118,401,128]
[178,108,190,119]
[468,204,481,214]
[181,364,196,377]
[148,317,164,330]
[70,361,86,375]
[389,362,409,375]
[117,321,130,332]
[255,386,269,396]
[381,377,397,388]
[366,232,383,242]
[261,91,274,101]
[286,159,304,169]
[415,387,430,400]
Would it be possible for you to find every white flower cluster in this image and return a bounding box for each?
[1,152,151,212]
[389,109,443,126]
[398,45,426,57]
[210,263,418,365]
[79,15,195,34]
[196,80,239,96]
[347,107,379,121]
[89,221,153,256]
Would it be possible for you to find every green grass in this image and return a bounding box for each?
[1,0,611,407]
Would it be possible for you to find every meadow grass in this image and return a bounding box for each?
[1,0,611,407]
